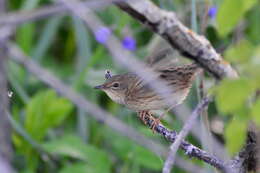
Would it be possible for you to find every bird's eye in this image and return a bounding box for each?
[112,82,119,88]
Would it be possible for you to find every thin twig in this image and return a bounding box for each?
[163,97,209,173]
[174,105,229,160]
[5,111,59,168]
[0,0,119,26]
[0,156,13,173]
[0,0,13,172]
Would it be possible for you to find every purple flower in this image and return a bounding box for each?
[121,36,136,51]
[208,6,217,19]
[94,27,111,44]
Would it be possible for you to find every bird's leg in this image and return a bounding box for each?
[149,115,161,133]
[150,105,175,132]
[138,111,147,124]
[138,111,161,133]
[144,111,161,133]
[138,110,153,125]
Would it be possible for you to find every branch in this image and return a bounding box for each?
[163,97,210,173]
[0,0,118,26]
[140,100,227,172]
[7,43,204,173]
[0,0,13,172]
[174,105,229,160]
[0,0,238,80]
[0,50,13,173]
[0,157,13,173]
[115,0,238,80]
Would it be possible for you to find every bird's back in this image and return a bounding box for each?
[125,63,201,111]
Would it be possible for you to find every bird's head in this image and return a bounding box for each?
[94,71,129,105]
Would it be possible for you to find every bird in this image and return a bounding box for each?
[94,49,202,130]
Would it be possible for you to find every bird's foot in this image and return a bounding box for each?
[150,116,161,133]
[138,111,149,125]
[138,111,161,133]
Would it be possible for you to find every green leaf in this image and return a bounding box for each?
[43,135,111,173]
[43,135,89,161]
[16,0,41,53]
[243,0,258,12]
[60,163,89,173]
[246,6,260,44]
[110,135,135,160]
[59,163,101,173]
[134,146,163,170]
[224,119,247,155]
[251,98,260,127]
[215,78,253,115]
[109,132,162,170]
[251,46,260,67]
[224,39,254,63]
[32,16,63,62]
[16,24,35,53]
[25,90,72,140]
[217,0,257,37]
[243,46,260,82]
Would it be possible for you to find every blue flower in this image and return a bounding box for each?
[208,6,217,19]
[94,27,111,44]
[121,36,136,51]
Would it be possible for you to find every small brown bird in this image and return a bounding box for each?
[95,49,201,129]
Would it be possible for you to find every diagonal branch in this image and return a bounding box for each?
[163,97,210,173]
[0,0,118,26]
[0,0,237,80]
[139,99,227,172]
[115,0,238,79]
[0,0,14,172]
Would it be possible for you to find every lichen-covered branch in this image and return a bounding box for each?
[141,102,227,172]
[115,0,238,80]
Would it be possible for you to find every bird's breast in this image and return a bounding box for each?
[105,90,125,105]
[125,88,190,111]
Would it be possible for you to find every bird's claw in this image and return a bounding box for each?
[138,111,161,133]
[150,117,161,133]
[138,111,148,125]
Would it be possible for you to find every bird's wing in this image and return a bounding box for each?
[145,48,179,70]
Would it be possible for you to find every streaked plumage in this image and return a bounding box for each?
[95,63,201,111]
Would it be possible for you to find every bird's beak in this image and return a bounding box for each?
[94,84,105,89]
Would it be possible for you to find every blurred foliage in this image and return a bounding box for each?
[6,0,260,172]
[215,0,260,155]
[13,90,72,171]
[216,0,257,37]
[43,135,111,173]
